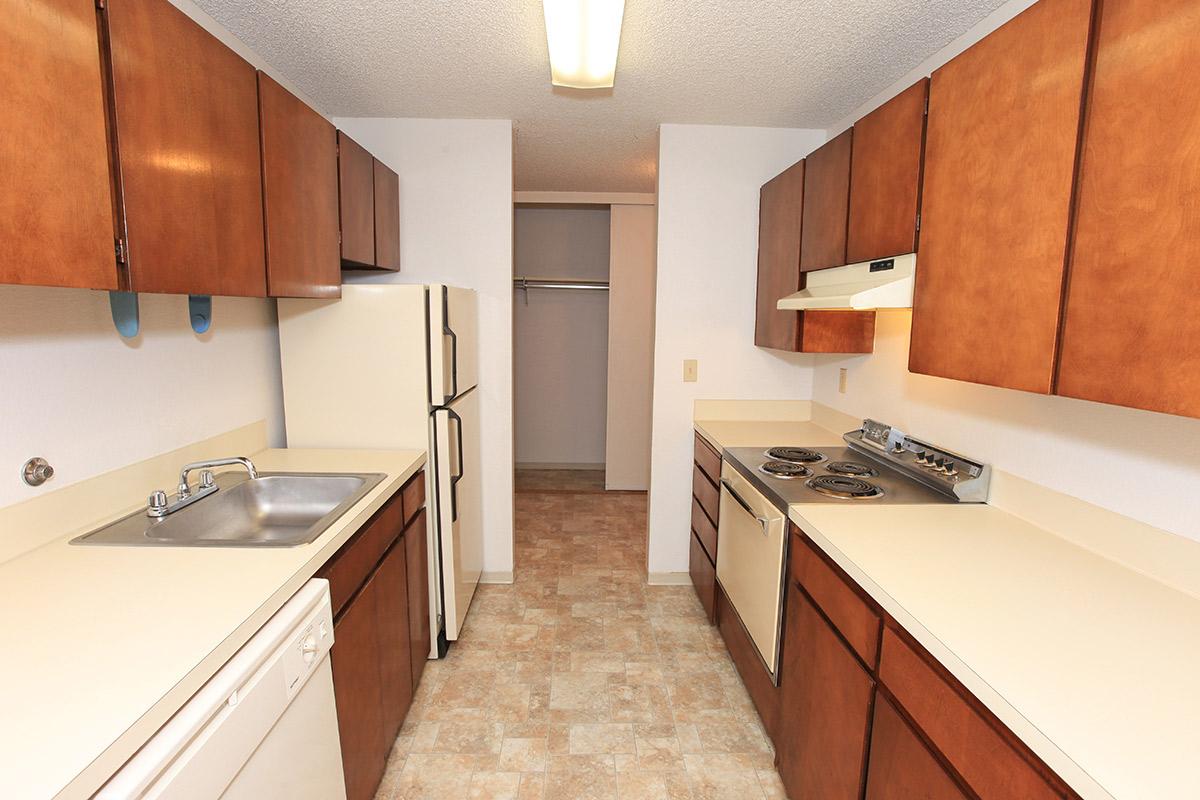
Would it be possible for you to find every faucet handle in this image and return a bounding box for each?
[148,491,168,512]
[199,470,215,490]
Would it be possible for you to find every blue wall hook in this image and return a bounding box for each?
[189,295,212,334]
[108,291,140,338]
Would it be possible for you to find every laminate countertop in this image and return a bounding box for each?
[0,447,426,800]
[694,419,845,451]
[791,494,1200,800]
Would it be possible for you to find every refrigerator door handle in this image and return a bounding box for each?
[442,286,459,405]
[447,407,464,522]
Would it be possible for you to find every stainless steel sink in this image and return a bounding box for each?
[71,472,386,548]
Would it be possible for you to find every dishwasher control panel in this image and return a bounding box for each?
[284,597,335,700]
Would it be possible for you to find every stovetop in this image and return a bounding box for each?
[723,419,991,512]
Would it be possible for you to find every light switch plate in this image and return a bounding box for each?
[683,359,698,382]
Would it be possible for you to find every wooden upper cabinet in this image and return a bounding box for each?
[105,0,266,297]
[847,79,928,264]
[258,72,341,298]
[373,159,401,271]
[1056,0,1200,418]
[2,0,118,290]
[755,161,806,350]
[755,160,876,354]
[909,0,1093,394]
[338,132,376,267]
[800,129,853,272]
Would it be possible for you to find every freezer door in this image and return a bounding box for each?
[431,388,483,640]
[428,285,479,406]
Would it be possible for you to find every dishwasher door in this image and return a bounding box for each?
[715,462,788,683]
[96,579,345,800]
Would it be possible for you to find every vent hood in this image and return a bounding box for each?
[777,253,916,311]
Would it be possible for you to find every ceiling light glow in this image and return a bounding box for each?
[542,0,626,89]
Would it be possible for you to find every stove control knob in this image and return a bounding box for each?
[943,461,957,476]
[916,450,928,464]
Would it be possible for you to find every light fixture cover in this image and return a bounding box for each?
[543,0,626,89]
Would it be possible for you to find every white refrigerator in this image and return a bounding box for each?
[277,284,482,653]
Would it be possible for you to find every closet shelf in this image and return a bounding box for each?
[513,277,609,291]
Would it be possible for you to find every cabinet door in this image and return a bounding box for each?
[373,159,401,271]
[338,132,375,267]
[755,161,805,350]
[1057,0,1200,418]
[865,695,969,800]
[375,539,414,743]
[689,531,716,623]
[106,0,266,297]
[847,79,928,264]
[405,509,431,688]
[800,129,852,272]
[909,0,1093,393]
[776,583,875,800]
[258,72,341,298]
[331,576,388,800]
[2,0,118,290]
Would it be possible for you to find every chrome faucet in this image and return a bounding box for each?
[147,456,259,518]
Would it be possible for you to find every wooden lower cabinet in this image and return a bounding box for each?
[374,538,413,744]
[865,695,969,800]
[405,508,431,687]
[776,582,875,800]
[688,531,716,623]
[330,572,388,800]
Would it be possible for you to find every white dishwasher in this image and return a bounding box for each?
[96,579,347,800]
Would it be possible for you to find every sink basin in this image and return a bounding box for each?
[72,472,386,548]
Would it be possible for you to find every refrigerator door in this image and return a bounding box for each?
[431,386,483,640]
[428,285,479,406]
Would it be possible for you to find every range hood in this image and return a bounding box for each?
[777,253,916,311]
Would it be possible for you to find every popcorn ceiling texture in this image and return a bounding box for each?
[192,0,1010,192]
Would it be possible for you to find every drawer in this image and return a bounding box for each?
[689,531,716,623]
[319,491,405,618]
[693,433,722,484]
[691,497,717,562]
[790,530,881,667]
[401,470,425,525]
[692,464,720,525]
[879,626,1067,800]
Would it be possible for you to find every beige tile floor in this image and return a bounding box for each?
[514,469,607,494]
[374,481,785,800]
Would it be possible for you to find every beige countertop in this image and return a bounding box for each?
[791,503,1198,800]
[0,447,425,800]
[694,419,845,451]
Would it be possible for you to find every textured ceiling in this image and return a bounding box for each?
[193,0,1010,192]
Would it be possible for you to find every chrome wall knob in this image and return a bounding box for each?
[22,457,55,487]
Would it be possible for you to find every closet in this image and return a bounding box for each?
[512,199,656,491]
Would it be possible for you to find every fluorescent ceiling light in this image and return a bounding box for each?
[543,0,626,89]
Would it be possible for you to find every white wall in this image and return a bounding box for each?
[647,124,826,575]
[513,207,610,467]
[333,118,516,577]
[605,204,658,490]
[0,0,322,512]
[0,289,282,510]
[808,0,1200,545]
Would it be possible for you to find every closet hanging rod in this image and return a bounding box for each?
[513,277,609,291]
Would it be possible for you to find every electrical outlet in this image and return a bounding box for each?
[683,359,698,383]
[838,368,848,394]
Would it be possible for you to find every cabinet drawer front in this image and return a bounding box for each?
[879,627,1064,800]
[790,532,881,667]
[691,498,717,562]
[320,493,404,617]
[693,434,722,484]
[692,465,720,525]
[401,471,426,525]
[689,532,716,623]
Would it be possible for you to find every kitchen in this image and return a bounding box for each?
[2,0,1199,799]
